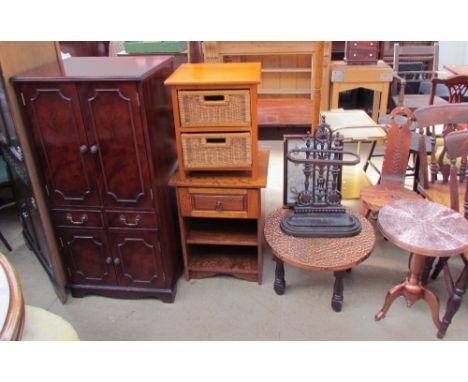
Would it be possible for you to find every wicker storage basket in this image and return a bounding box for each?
[181,132,252,169]
[178,90,251,127]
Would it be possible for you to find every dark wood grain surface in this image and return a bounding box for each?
[13,56,174,81]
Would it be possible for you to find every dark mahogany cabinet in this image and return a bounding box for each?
[13,56,182,302]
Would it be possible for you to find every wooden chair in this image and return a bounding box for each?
[414,104,468,282]
[430,75,468,105]
[391,43,448,110]
[434,129,468,338]
[415,103,468,212]
[360,107,423,217]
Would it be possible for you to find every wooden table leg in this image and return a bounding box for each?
[273,256,286,295]
[332,271,345,312]
[372,90,381,121]
[438,265,468,338]
[375,253,441,329]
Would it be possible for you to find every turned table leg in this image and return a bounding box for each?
[375,253,441,329]
[332,271,345,312]
[273,256,286,295]
[438,265,468,339]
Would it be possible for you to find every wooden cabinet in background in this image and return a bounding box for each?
[203,42,331,109]
[13,56,182,302]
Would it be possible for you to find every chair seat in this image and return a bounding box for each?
[392,94,448,110]
[21,305,79,341]
[417,181,466,212]
[361,184,423,212]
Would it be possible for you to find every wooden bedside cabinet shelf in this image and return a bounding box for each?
[186,218,258,247]
[188,245,259,282]
[170,150,269,284]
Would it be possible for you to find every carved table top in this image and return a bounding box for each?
[264,208,376,272]
[378,200,468,257]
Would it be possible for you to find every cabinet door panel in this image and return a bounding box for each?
[79,83,153,209]
[19,83,101,207]
[109,230,165,289]
[58,229,116,286]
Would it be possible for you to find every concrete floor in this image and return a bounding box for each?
[1,140,467,340]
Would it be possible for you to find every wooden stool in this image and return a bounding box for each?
[264,208,375,312]
[375,200,468,335]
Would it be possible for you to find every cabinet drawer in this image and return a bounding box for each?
[348,41,378,49]
[178,89,251,127]
[105,211,158,230]
[181,132,252,169]
[52,209,103,228]
[178,188,258,218]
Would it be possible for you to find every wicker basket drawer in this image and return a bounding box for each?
[181,132,252,169]
[178,89,251,127]
[178,188,259,218]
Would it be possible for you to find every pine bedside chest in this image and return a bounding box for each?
[166,63,269,283]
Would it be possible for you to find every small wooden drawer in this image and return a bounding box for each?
[52,209,103,228]
[348,41,377,49]
[345,41,379,65]
[181,132,252,170]
[178,188,258,218]
[105,211,158,230]
[178,89,251,127]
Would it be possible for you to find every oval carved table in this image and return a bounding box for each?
[375,200,468,338]
[264,208,376,312]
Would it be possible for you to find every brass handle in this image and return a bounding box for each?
[105,257,112,265]
[90,145,98,154]
[215,201,223,211]
[80,145,88,154]
[119,214,142,227]
[66,213,88,225]
[114,257,121,265]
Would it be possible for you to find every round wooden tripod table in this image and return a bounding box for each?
[375,200,468,335]
[264,208,376,312]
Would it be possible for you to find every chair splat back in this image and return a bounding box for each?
[445,130,468,217]
[430,75,468,105]
[380,107,414,186]
[415,103,468,190]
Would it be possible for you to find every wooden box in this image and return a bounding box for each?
[344,41,379,65]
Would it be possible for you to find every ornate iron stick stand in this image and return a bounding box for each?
[280,118,362,237]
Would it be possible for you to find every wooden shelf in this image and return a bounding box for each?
[186,219,257,246]
[262,68,311,73]
[188,245,258,275]
[258,88,311,95]
[179,126,252,133]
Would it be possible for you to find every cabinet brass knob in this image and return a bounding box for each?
[215,201,223,211]
[80,145,88,154]
[105,257,112,264]
[114,257,121,265]
[90,145,98,154]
